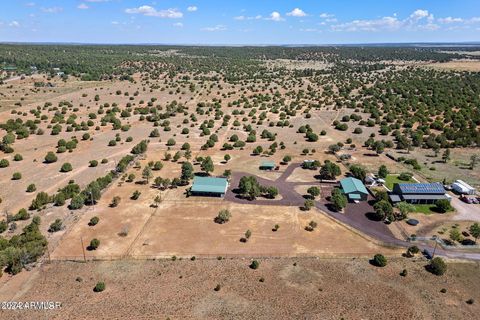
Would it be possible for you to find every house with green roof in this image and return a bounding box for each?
[340,177,369,202]
[191,176,228,197]
[259,161,276,171]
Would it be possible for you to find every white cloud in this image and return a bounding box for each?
[300,28,320,33]
[202,24,227,32]
[286,8,307,17]
[111,21,119,25]
[25,2,35,7]
[125,6,183,18]
[85,0,111,2]
[9,21,20,28]
[438,16,480,25]
[332,9,440,32]
[77,3,89,10]
[187,6,197,12]
[41,7,63,13]
[234,15,262,21]
[173,22,184,27]
[409,9,430,21]
[332,16,401,32]
[320,13,334,19]
[267,11,284,22]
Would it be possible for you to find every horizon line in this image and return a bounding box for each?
[1,41,480,47]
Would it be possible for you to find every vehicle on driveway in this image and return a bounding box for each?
[461,196,474,204]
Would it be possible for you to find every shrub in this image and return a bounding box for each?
[0,159,9,168]
[373,254,387,267]
[12,172,22,180]
[89,216,99,226]
[131,190,141,200]
[88,238,100,250]
[214,284,221,291]
[303,199,314,211]
[0,220,7,234]
[398,172,412,181]
[435,199,452,213]
[110,196,121,207]
[13,208,30,221]
[69,194,85,210]
[26,184,36,193]
[250,260,260,269]
[215,209,231,224]
[407,246,420,255]
[400,269,408,277]
[48,219,63,232]
[44,152,58,163]
[307,186,320,199]
[305,220,318,232]
[428,257,447,275]
[373,200,393,221]
[93,281,105,292]
[330,188,347,212]
[60,163,73,172]
[89,160,98,167]
[54,193,66,206]
[13,154,23,161]
[166,138,176,146]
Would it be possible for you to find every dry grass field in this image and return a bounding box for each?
[426,59,480,72]
[0,258,479,319]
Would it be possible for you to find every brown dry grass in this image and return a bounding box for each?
[1,258,479,319]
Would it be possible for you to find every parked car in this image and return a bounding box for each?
[461,196,474,204]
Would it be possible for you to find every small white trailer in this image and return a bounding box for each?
[451,180,476,195]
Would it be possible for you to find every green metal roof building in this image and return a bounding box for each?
[191,176,228,197]
[259,161,276,170]
[340,177,369,201]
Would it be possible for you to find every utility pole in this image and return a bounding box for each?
[81,237,86,263]
[432,236,438,259]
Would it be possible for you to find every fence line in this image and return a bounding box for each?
[409,236,480,250]
[48,252,406,262]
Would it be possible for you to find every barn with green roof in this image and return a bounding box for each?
[340,177,369,201]
[191,176,228,197]
[259,161,276,170]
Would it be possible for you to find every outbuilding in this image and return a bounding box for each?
[340,177,369,201]
[190,176,228,197]
[451,180,476,195]
[259,161,276,171]
[390,183,451,204]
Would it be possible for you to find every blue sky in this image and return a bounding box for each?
[1,1,479,44]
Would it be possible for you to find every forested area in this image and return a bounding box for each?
[1,44,477,81]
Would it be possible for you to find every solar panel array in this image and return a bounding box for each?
[398,183,445,194]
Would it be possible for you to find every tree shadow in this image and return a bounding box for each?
[365,211,383,221]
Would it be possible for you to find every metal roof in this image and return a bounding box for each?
[260,161,276,168]
[398,183,445,194]
[453,180,476,191]
[389,194,402,202]
[402,194,449,200]
[191,176,228,194]
[348,193,362,200]
[340,177,368,195]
